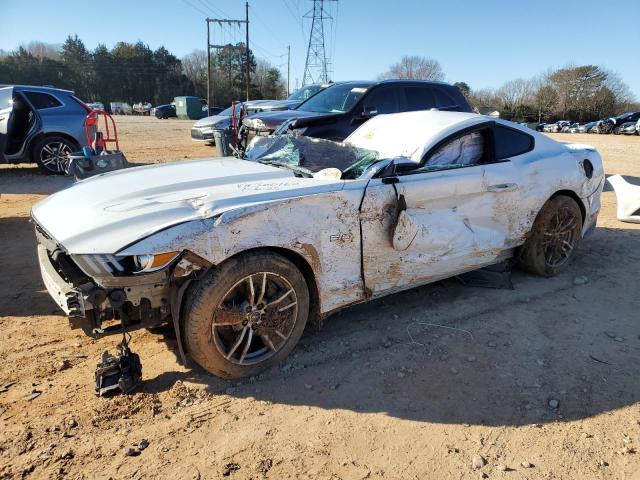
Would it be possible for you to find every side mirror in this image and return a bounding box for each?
[378,157,418,178]
[361,106,378,118]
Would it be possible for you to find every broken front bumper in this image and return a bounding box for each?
[38,245,87,317]
[36,241,172,336]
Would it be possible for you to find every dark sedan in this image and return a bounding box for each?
[154,104,176,119]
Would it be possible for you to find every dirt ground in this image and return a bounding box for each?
[1,116,639,480]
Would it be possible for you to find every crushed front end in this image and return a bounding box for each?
[34,221,186,337]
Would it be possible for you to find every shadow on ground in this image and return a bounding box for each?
[0,216,61,317]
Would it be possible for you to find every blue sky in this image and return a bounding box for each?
[2,0,639,97]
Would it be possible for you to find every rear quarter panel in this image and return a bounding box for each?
[509,133,603,241]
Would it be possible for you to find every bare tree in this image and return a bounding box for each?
[467,87,500,110]
[253,59,286,99]
[496,78,534,110]
[603,69,634,106]
[379,55,445,81]
[533,83,559,122]
[181,50,207,87]
[21,41,61,61]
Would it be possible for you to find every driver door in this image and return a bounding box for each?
[360,124,522,294]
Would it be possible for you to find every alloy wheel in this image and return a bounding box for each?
[542,205,581,269]
[40,141,72,174]
[211,272,298,366]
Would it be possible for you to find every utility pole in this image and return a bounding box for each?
[287,45,291,96]
[303,0,337,85]
[245,1,250,101]
[206,18,211,110]
[206,14,250,106]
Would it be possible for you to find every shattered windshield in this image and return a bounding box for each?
[295,83,371,114]
[244,135,380,179]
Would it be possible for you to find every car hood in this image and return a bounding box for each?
[31,158,343,254]
[193,114,230,128]
[246,99,300,112]
[244,109,337,130]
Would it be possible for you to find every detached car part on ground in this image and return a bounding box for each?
[32,111,604,379]
[0,85,91,174]
[607,174,640,223]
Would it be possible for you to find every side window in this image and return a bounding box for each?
[434,88,457,108]
[403,87,436,111]
[416,129,487,173]
[362,88,400,115]
[493,125,534,159]
[0,88,13,110]
[24,91,62,110]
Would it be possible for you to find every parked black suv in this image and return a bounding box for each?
[241,80,473,142]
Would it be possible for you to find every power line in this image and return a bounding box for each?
[251,8,288,48]
[180,0,209,17]
[282,0,307,45]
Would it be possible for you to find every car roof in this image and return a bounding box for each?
[0,84,75,94]
[328,79,453,88]
[377,79,451,87]
[346,110,523,161]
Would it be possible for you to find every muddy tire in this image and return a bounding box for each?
[33,136,77,175]
[184,251,309,379]
[517,195,583,277]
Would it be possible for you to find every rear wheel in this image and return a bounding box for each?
[33,136,77,174]
[517,195,583,277]
[184,251,309,379]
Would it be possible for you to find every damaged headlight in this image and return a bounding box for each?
[133,251,180,274]
[73,251,181,277]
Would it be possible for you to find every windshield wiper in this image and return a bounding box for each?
[258,160,313,178]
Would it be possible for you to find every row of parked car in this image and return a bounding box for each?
[539,111,640,136]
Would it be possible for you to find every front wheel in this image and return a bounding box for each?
[184,251,309,379]
[517,195,583,277]
[33,136,77,174]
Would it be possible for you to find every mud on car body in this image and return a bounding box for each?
[32,111,604,379]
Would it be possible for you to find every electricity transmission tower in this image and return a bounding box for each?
[302,0,336,85]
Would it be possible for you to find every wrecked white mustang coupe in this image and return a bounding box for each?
[32,111,604,378]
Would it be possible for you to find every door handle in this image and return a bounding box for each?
[487,183,518,193]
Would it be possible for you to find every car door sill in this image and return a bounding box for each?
[366,248,515,301]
